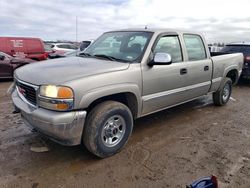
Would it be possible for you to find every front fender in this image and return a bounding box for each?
[78,83,142,116]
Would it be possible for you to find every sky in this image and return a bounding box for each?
[1,0,250,43]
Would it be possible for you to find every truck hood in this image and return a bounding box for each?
[15,57,130,85]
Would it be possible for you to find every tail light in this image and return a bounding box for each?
[44,52,48,59]
[245,56,250,61]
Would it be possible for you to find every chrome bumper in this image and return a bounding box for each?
[12,89,86,146]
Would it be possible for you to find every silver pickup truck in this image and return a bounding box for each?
[12,29,243,158]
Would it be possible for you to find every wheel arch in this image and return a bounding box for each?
[225,69,239,85]
[79,84,142,119]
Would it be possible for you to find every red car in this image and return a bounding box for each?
[0,52,36,79]
[0,37,47,61]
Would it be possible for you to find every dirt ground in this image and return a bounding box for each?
[0,80,250,188]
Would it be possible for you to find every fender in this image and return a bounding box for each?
[223,64,239,79]
[211,65,239,92]
[78,83,142,117]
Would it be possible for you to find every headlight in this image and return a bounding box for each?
[38,85,74,111]
[40,85,73,99]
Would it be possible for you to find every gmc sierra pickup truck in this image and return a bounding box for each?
[11,29,243,158]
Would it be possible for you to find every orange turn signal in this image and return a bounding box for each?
[56,103,69,110]
[57,87,73,99]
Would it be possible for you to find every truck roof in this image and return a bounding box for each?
[106,28,202,36]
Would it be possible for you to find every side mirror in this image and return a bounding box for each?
[0,55,5,61]
[148,52,172,66]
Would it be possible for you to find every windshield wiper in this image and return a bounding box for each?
[78,52,92,57]
[93,54,130,63]
[93,54,116,61]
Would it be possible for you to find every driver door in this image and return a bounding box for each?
[142,35,189,115]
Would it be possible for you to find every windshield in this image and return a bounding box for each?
[221,45,250,55]
[84,31,153,62]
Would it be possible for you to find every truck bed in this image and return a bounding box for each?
[209,53,243,92]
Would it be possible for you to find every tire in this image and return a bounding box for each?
[213,78,232,106]
[83,101,133,158]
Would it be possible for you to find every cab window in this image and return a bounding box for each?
[184,34,207,61]
[154,36,183,63]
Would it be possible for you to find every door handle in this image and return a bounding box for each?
[204,66,209,71]
[180,68,187,75]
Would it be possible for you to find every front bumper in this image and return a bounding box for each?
[12,89,86,146]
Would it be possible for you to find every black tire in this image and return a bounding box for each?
[213,78,232,106]
[83,101,133,158]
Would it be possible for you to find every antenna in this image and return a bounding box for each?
[76,16,78,42]
[145,25,148,29]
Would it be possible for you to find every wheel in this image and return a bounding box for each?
[213,78,232,106]
[83,101,133,158]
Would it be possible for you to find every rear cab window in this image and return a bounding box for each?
[183,34,207,61]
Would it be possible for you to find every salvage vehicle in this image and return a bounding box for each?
[220,42,250,79]
[0,37,47,61]
[11,29,243,158]
[0,52,36,79]
[50,43,78,53]
[48,50,79,59]
[44,44,55,57]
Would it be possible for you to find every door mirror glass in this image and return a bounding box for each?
[149,52,172,66]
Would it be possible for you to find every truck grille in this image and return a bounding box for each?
[16,80,37,106]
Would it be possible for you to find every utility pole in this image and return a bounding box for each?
[76,16,78,42]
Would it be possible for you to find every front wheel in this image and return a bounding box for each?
[213,78,232,106]
[83,101,133,158]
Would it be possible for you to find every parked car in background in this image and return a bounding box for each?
[220,42,250,79]
[49,50,79,59]
[0,52,36,79]
[79,40,93,51]
[44,44,55,57]
[12,29,243,158]
[51,43,78,53]
[0,37,47,61]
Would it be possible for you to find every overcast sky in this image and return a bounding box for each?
[1,0,250,43]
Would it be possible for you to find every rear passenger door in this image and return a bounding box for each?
[183,34,213,98]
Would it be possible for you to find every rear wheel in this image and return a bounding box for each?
[213,78,232,106]
[83,101,133,158]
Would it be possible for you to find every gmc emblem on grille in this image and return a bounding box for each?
[18,86,26,97]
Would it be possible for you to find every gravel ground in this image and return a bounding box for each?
[0,80,250,188]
